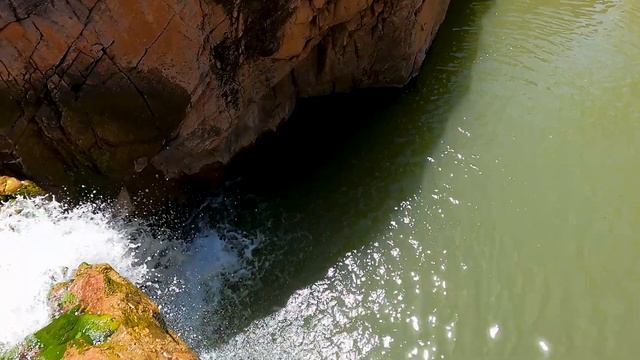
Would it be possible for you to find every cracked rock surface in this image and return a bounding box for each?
[0,0,450,195]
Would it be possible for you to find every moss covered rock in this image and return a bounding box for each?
[31,308,119,360]
[0,176,45,201]
[4,264,197,360]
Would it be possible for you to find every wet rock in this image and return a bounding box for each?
[4,264,197,360]
[0,0,450,196]
[0,176,44,201]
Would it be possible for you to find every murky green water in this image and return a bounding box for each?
[204,0,640,358]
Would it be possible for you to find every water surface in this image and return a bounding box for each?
[204,0,640,358]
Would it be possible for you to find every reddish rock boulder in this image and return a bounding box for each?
[0,0,450,195]
[2,263,198,360]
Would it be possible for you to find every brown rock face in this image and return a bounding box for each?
[0,0,450,194]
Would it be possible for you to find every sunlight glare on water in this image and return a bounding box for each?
[1,0,639,359]
[205,0,640,358]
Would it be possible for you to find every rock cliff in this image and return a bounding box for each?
[0,0,449,194]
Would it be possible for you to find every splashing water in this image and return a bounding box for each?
[0,196,258,355]
[146,223,261,349]
[0,197,147,348]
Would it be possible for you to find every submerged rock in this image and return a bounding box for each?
[0,176,44,201]
[3,264,197,360]
[0,0,450,198]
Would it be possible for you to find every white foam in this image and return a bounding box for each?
[0,197,147,348]
[0,196,261,356]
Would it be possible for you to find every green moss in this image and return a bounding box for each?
[14,180,45,197]
[102,272,121,296]
[47,281,73,311]
[32,307,120,360]
[0,177,45,202]
[60,292,78,310]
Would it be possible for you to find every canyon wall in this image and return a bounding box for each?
[0,0,450,195]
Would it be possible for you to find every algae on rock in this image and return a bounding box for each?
[3,264,197,360]
[31,308,120,360]
[0,176,45,201]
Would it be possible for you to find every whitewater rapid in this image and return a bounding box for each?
[0,196,257,354]
[0,197,147,347]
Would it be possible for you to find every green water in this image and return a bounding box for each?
[205,0,640,358]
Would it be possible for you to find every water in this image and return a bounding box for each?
[0,198,259,353]
[0,198,147,347]
[204,0,640,358]
[2,0,640,358]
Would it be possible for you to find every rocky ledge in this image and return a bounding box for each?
[0,0,450,197]
[0,175,44,201]
[2,263,197,360]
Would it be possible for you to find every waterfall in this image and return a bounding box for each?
[0,196,258,354]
